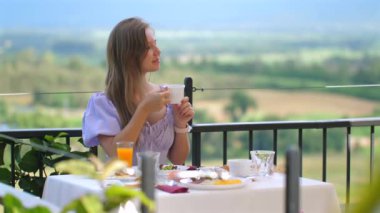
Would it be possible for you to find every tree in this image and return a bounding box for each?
[224,91,257,121]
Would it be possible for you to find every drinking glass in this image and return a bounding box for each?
[116,141,134,167]
[250,150,275,177]
[136,151,160,173]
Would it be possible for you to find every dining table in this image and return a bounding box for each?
[42,172,341,213]
[0,182,59,213]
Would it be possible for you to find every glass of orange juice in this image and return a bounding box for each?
[116,141,134,167]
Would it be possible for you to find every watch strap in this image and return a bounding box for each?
[174,125,192,133]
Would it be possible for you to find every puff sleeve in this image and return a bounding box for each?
[82,93,121,147]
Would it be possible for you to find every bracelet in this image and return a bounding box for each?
[174,125,192,134]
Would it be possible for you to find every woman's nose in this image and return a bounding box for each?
[155,46,161,55]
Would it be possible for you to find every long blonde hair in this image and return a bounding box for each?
[105,17,150,127]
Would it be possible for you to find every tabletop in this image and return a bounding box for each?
[0,182,60,213]
[42,173,341,213]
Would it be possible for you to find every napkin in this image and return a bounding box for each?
[156,184,188,193]
[187,165,198,170]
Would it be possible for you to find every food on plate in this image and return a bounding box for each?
[160,164,198,171]
[188,176,241,186]
[114,167,138,176]
[173,167,246,189]
[213,179,242,185]
[124,181,140,188]
[115,170,133,177]
[160,164,178,170]
[222,164,230,171]
[107,167,141,181]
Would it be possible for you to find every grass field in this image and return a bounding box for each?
[194,89,380,122]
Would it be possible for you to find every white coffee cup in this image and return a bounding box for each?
[165,84,185,104]
[227,159,253,177]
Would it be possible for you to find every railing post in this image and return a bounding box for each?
[192,132,201,167]
[273,129,278,166]
[90,146,98,156]
[298,129,303,177]
[346,127,351,211]
[11,142,15,186]
[223,131,227,165]
[248,130,253,159]
[184,77,193,126]
[370,126,374,183]
[38,137,44,178]
[185,77,200,166]
[322,128,327,182]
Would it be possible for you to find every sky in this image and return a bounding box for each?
[0,0,379,31]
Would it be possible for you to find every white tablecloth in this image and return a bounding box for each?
[0,183,60,213]
[42,173,341,213]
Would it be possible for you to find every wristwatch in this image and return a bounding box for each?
[174,124,192,133]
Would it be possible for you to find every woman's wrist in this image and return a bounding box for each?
[174,124,192,134]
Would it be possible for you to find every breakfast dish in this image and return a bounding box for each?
[159,165,197,177]
[107,174,139,181]
[160,164,197,171]
[179,177,247,190]
[107,167,140,181]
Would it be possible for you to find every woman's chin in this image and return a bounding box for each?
[151,66,160,71]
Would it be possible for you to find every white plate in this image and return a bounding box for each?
[179,178,248,190]
[104,179,140,188]
[107,175,139,181]
[107,166,140,181]
[159,165,191,175]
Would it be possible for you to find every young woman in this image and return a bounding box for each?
[82,17,194,165]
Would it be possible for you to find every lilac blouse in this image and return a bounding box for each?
[82,92,175,165]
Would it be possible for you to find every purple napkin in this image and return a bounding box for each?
[187,165,198,170]
[156,184,188,193]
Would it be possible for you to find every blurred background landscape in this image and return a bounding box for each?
[1,0,380,202]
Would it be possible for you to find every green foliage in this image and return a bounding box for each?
[19,150,40,172]
[55,157,126,180]
[224,91,257,121]
[193,108,216,123]
[3,194,51,213]
[0,134,155,213]
[0,133,90,197]
[103,185,155,212]
[350,164,380,212]
[55,157,155,213]
[5,109,82,128]
[0,166,11,183]
[61,194,103,213]
[2,157,155,213]
[0,100,8,120]
[0,49,104,108]
[223,114,346,158]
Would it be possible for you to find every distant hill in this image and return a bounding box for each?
[1,0,379,31]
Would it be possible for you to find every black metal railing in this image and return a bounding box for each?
[189,118,380,206]
[184,77,379,208]
[2,118,379,208]
[0,77,378,209]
